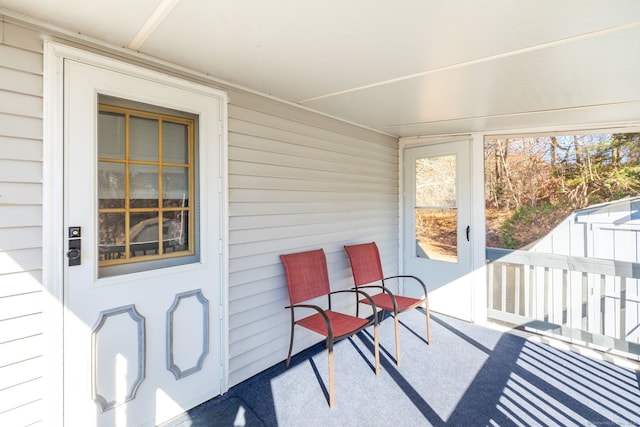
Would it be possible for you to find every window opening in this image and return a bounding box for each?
[414,155,458,263]
[98,102,197,276]
[484,131,640,357]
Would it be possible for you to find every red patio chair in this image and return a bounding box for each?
[280,248,380,408]
[344,242,431,366]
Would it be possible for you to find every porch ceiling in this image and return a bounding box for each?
[2,0,640,137]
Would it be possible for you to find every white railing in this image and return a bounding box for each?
[486,248,640,359]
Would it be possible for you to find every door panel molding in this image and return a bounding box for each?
[167,289,210,380]
[91,305,146,412]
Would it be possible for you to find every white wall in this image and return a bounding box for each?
[0,17,46,427]
[0,16,399,424]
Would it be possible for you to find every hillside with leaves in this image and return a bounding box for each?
[485,133,640,249]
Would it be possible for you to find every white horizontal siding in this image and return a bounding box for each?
[0,67,42,97]
[0,182,42,205]
[0,334,43,367]
[0,399,42,427]
[0,159,42,183]
[0,227,42,252]
[227,92,398,386]
[0,378,43,415]
[1,19,43,53]
[0,249,42,275]
[230,199,397,217]
[0,314,43,343]
[0,18,45,425]
[0,113,42,140]
[229,110,396,163]
[0,292,43,321]
[0,270,43,298]
[0,44,42,75]
[0,356,42,391]
[0,205,42,228]
[0,136,42,161]
[0,90,42,118]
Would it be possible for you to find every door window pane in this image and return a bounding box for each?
[130,212,160,256]
[163,211,188,252]
[415,155,458,263]
[98,162,125,209]
[130,116,159,162]
[98,212,125,260]
[129,164,159,208]
[163,166,189,208]
[98,112,125,159]
[163,122,189,164]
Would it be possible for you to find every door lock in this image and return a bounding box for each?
[68,227,81,266]
[69,226,81,238]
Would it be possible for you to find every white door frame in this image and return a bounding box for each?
[43,42,229,427]
[398,134,487,324]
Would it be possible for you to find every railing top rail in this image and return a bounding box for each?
[486,247,640,279]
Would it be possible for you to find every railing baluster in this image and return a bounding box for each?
[544,267,549,323]
[523,264,530,317]
[515,265,521,316]
[599,274,605,336]
[562,268,568,325]
[501,263,507,313]
[528,265,534,317]
[487,261,494,310]
[581,272,588,331]
[620,276,626,340]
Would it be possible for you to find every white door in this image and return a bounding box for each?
[63,57,226,426]
[402,140,473,321]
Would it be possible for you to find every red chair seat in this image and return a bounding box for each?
[297,310,370,338]
[362,293,423,313]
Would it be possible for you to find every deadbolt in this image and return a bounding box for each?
[69,226,81,238]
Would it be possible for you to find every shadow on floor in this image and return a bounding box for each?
[162,311,640,427]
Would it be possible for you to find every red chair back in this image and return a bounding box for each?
[344,242,385,286]
[280,249,331,305]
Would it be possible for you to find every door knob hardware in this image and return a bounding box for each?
[68,226,81,266]
[67,248,81,260]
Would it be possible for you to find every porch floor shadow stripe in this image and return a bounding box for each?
[161,311,640,427]
[163,396,265,427]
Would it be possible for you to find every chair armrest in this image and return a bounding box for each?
[383,275,428,297]
[353,284,398,312]
[285,303,334,339]
[328,289,378,320]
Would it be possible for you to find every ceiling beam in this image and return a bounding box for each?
[127,0,182,50]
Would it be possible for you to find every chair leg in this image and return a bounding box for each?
[393,312,401,366]
[425,298,431,345]
[286,323,296,368]
[373,322,380,375]
[328,342,335,408]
